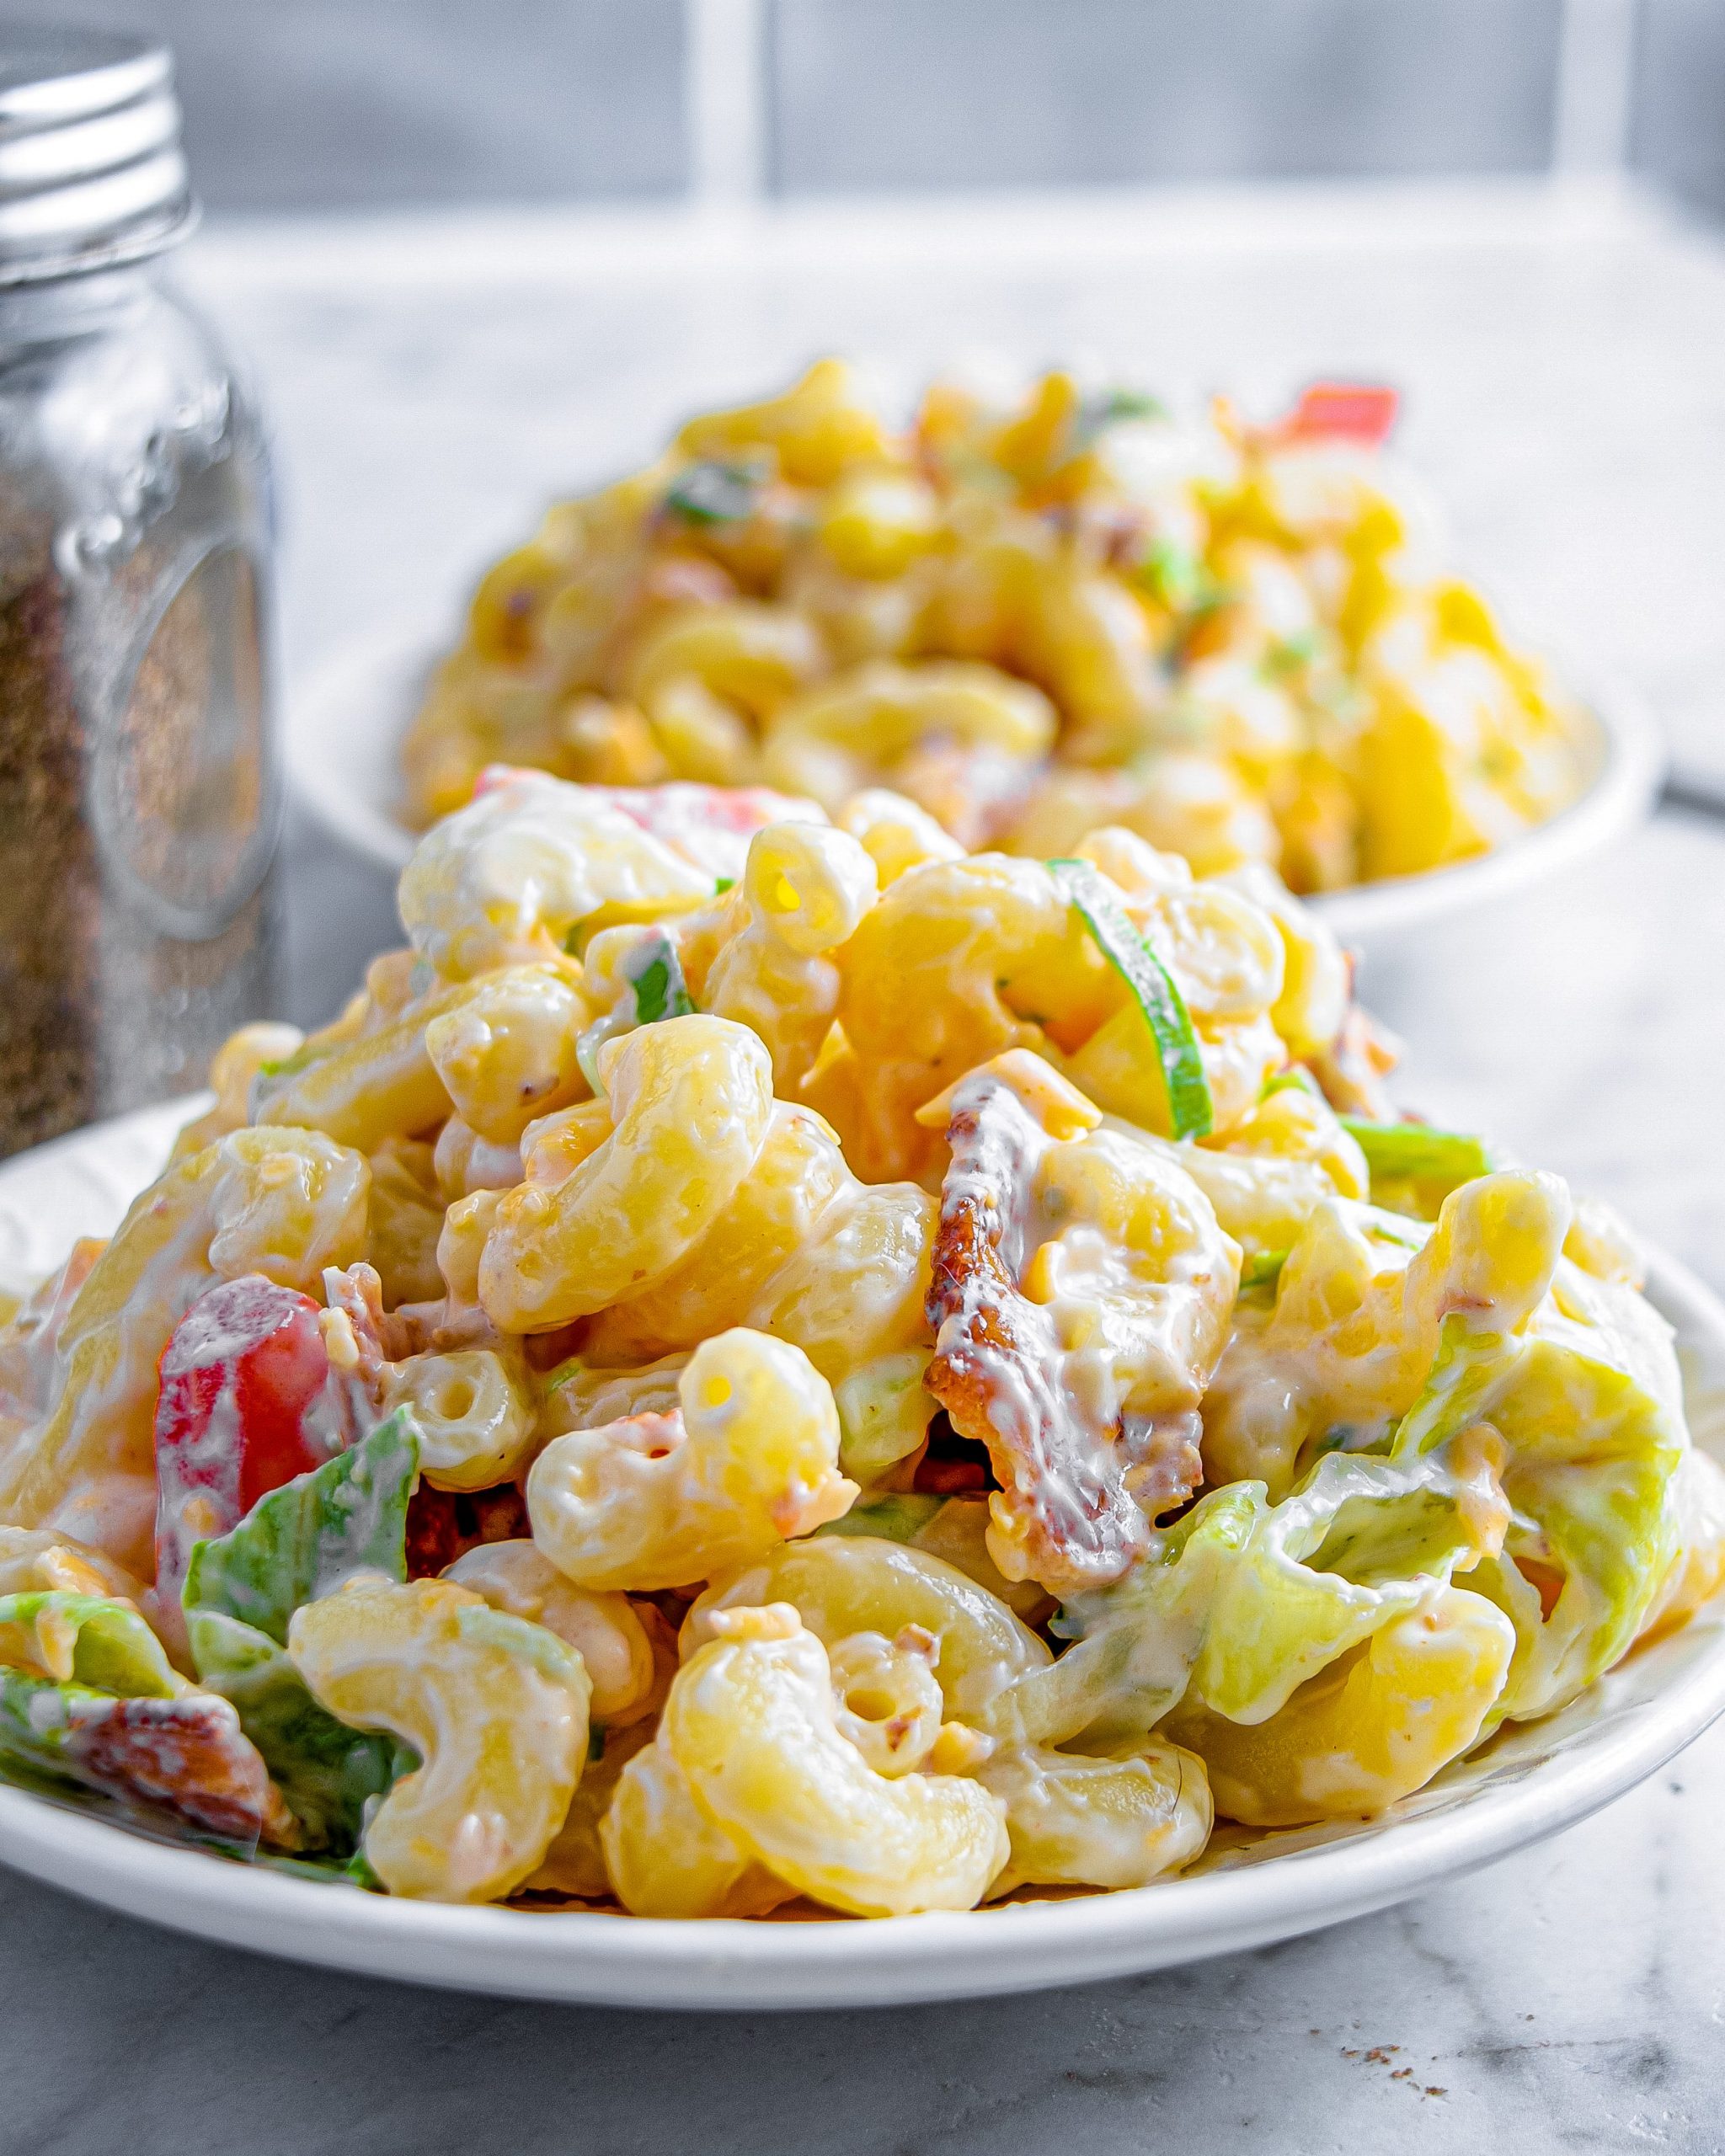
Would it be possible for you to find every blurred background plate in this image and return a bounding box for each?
[0,1100,1722,2009]
[285,619,1665,950]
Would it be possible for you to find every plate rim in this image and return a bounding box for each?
[0,1109,1720,2010]
[283,622,1666,945]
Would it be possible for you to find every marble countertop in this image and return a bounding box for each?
[5,180,1725,2155]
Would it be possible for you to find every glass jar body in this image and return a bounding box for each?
[0,266,277,1155]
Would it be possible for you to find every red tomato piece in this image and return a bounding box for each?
[153,1275,357,1611]
[1284,382,1400,447]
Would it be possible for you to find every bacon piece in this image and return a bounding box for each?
[322,1259,431,1384]
[67,1690,297,1846]
[403,1481,530,1580]
[924,1071,1156,1593]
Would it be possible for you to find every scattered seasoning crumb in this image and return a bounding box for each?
[1426,2087,1447,2100]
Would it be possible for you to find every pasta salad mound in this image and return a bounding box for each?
[403,361,1588,897]
[0,771,1712,1914]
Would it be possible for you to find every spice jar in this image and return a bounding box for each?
[0,27,277,1155]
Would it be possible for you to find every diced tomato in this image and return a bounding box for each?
[153,1276,358,1610]
[1283,382,1399,447]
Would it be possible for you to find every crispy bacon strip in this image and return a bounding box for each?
[924,1071,1157,1593]
[1119,1411,1204,1524]
[68,1692,297,1847]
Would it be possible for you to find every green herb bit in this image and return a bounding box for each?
[1049,859,1213,1140]
[713,875,735,894]
[1072,387,1167,450]
[1240,1250,1289,1292]
[628,936,696,1027]
[1340,1118,1497,1198]
[813,1494,948,1546]
[664,458,766,526]
[188,1609,409,1852]
[1264,629,1321,679]
[256,1040,322,1081]
[1133,537,1217,616]
[1262,1066,1322,1101]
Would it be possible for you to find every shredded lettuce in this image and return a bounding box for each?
[0,1591,182,1700]
[179,1410,421,1850]
[183,1408,419,1647]
[188,1609,411,1852]
[814,1494,948,1546]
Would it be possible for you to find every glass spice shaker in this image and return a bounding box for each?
[0,27,277,1156]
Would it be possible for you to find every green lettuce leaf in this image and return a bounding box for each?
[985,1443,1500,1748]
[183,1408,419,1646]
[187,1609,411,1852]
[0,1592,182,1700]
[179,1410,421,1850]
[1388,1262,1687,1726]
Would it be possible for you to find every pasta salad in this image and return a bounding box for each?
[403,362,1587,895]
[0,773,1713,1915]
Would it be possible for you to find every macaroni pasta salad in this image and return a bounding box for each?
[403,361,1588,894]
[0,772,1714,1915]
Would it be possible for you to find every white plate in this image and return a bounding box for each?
[286,622,1666,949]
[1,1102,1722,2010]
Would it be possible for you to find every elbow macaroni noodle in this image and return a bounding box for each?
[0,754,1710,1916]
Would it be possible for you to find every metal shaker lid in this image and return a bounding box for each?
[0,27,195,284]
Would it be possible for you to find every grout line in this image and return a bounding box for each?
[1553,0,1641,173]
[686,0,768,205]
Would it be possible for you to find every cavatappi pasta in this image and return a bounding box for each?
[0,773,1713,1913]
[402,362,1588,894]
